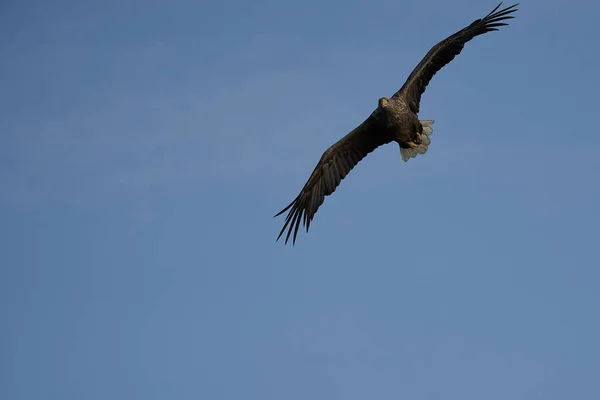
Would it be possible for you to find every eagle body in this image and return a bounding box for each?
[377,97,424,148]
[275,3,518,245]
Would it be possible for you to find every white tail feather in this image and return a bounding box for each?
[400,120,435,162]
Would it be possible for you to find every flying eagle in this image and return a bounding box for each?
[275,2,518,245]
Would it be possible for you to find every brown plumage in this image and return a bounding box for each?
[275,2,518,245]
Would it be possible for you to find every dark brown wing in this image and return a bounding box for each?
[393,2,518,113]
[275,113,392,245]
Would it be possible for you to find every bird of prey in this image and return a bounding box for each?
[275,2,518,245]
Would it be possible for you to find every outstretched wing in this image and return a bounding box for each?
[275,113,392,245]
[393,2,518,113]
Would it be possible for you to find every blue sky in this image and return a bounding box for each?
[2,0,599,399]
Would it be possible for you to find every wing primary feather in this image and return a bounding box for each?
[292,204,303,244]
[486,2,503,17]
[274,199,294,218]
[284,210,295,244]
[306,196,313,233]
[285,204,300,244]
[280,205,296,241]
[276,205,294,237]
[303,197,309,228]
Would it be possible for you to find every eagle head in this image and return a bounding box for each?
[378,97,390,109]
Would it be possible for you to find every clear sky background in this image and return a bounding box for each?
[2,1,599,399]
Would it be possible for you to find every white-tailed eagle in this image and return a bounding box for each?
[276,3,518,245]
